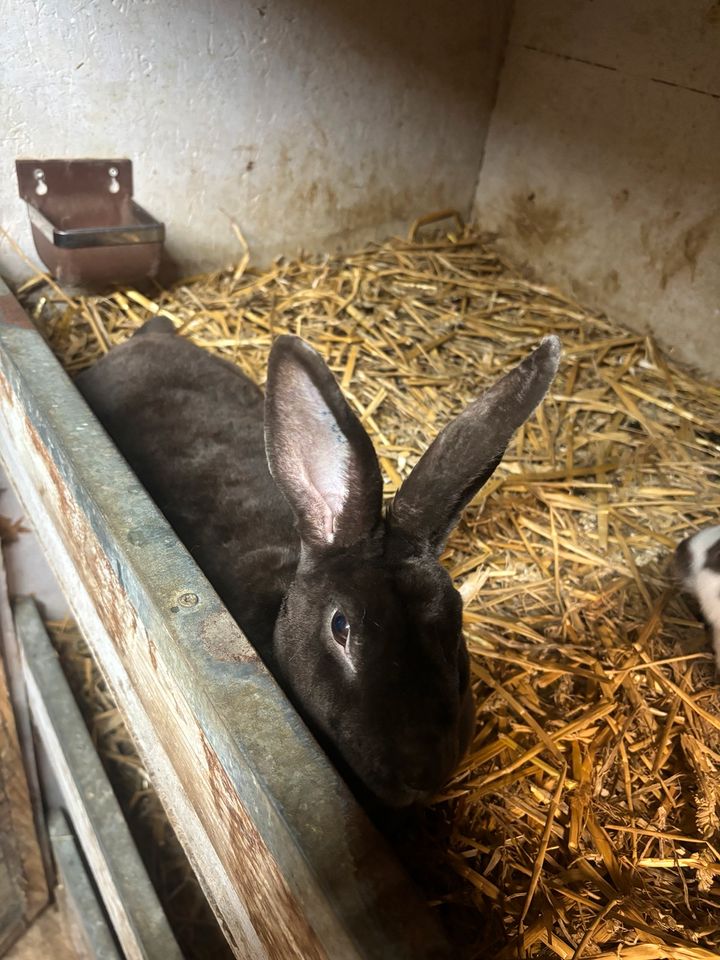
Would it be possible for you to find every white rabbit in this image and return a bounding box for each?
[672,525,720,670]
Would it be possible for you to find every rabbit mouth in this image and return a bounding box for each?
[368,763,455,807]
[373,781,437,808]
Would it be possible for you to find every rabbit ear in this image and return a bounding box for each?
[265,335,383,548]
[390,336,561,553]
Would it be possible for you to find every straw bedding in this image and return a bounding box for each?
[17,219,720,958]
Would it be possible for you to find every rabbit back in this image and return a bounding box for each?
[75,331,298,650]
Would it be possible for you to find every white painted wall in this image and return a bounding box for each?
[473,0,720,375]
[1,474,69,621]
[5,0,714,374]
[0,0,510,282]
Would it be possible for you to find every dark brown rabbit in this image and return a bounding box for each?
[76,321,560,806]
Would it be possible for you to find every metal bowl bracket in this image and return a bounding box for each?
[16,159,165,288]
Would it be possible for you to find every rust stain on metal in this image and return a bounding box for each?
[200,733,329,960]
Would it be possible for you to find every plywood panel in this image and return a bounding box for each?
[473,25,720,375]
[511,0,720,95]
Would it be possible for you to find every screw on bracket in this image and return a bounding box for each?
[177,592,200,607]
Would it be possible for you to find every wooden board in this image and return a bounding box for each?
[0,279,452,959]
[16,598,181,960]
[0,547,54,887]
[3,904,80,960]
[49,810,122,960]
[0,571,48,955]
[473,0,720,377]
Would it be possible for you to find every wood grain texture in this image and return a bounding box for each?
[49,810,123,960]
[0,565,48,954]
[0,547,54,889]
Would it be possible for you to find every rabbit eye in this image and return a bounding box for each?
[330,610,350,647]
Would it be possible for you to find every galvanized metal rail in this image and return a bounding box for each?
[0,278,452,960]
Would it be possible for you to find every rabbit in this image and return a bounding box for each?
[75,320,561,807]
[672,525,720,670]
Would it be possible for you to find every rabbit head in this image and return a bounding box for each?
[265,335,561,807]
[672,526,720,671]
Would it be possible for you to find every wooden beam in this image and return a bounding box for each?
[0,582,48,955]
[48,810,124,960]
[0,547,54,887]
[0,280,452,960]
[16,597,182,960]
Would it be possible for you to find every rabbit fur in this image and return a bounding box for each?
[76,321,561,806]
[672,525,720,671]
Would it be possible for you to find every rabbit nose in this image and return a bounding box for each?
[403,776,439,796]
[400,754,451,793]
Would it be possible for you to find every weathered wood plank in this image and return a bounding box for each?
[0,810,25,955]
[0,575,48,954]
[0,547,54,888]
[48,809,124,960]
[0,282,452,960]
[16,598,182,960]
